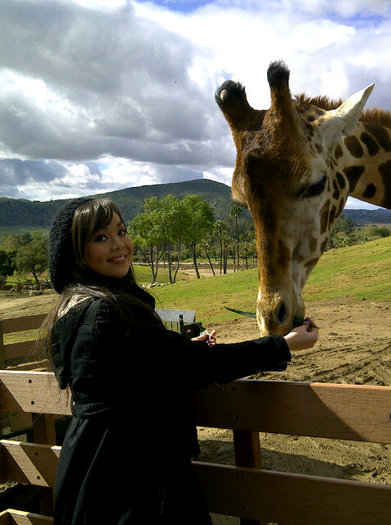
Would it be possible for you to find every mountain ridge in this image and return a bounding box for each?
[1,179,390,228]
[0,179,233,227]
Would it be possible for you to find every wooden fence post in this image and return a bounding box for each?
[233,430,262,525]
[0,317,5,370]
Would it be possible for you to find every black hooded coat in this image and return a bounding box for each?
[51,284,291,525]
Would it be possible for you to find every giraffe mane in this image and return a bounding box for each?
[295,93,391,128]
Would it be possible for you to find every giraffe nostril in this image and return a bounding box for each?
[277,302,287,324]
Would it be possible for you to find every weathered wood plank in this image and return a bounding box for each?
[1,315,47,335]
[1,439,391,525]
[233,430,262,525]
[0,511,10,525]
[5,341,38,362]
[194,380,391,443]
[1,372,391,442]
[4,509,52,525]
[0,440,60,487]
[193,462,391,525]
[0,372,71,416]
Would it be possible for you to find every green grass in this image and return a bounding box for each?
[150,236,391,325]
[304,236,391,301]
[133,264,191,284]
[4,236,391,330]
[150,268,259,325]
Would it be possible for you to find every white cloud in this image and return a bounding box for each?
[0,0,390,206]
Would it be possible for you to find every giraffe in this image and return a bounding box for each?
[215,60,391,336]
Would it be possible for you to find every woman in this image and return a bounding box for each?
[46,197,318,524]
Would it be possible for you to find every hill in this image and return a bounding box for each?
[0,179,234,228]
[343,208,391,224]
[1,178,390,230]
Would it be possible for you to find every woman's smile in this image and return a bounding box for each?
[108,255,128,264]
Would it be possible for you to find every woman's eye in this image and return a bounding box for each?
[118,228,127,236]
[94,234,107,242]
[302,175,327,198]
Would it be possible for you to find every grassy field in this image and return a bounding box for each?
[150,236,391,324]
[1,235,391,329]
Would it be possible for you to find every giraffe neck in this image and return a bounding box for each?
[336,121,391,209]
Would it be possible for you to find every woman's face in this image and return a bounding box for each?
[84,212,133,279]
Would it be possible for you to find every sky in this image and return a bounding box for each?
[1,0,391,209]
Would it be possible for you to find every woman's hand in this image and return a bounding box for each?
[192,329,217,346]
[284,319,318,351]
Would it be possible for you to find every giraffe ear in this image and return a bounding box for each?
[320,83,375,146]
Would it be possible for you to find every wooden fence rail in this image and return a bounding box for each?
[0,371,390,524]
[0,314,47,369]
[0,310,198,370]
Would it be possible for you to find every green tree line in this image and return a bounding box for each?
[1,194,390,288]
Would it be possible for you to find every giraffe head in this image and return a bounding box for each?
[216,61,374,335]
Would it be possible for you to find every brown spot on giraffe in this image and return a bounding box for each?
[364,123,391,152]
[332,179,340,200]
[334,144,343,159]
[336,172,346,189]
[362,183,376,199]
[344,136,364,158]
[378,160,391,208]
[343,166,365,192]
[329,205,336,226]
[320,200,330,235]
[336,198,345,218]
[305,122,315,137]
[360,131,380,155]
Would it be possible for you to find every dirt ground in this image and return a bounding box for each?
[198,298,391,490]
[1,291,391,517]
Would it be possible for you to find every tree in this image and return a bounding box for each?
[213,221,228,274]
[152,195,189,284]
[15,235,48,288]
[240,230,256,269]
[371,226,390,238]
[0,249,16,285]
[182,195,215,279]
[229,204,243,271]
[0,232,32,251]
[130,207,164,283]
[328,216,357,250]
[200,234,216,276]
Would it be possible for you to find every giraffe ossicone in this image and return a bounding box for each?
[216,61,391,336]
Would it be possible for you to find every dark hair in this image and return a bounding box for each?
[39,198,157,366]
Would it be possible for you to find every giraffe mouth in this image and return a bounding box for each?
[292,315,306,327]
[225,307,316,331]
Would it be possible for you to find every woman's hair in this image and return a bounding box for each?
[38,197,156,366]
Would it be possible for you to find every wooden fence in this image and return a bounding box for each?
[0,314,48,370]
[1,313,391,523]
[0,372,390,523]
[0,309,199,371]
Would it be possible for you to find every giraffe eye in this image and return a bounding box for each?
[301,175,327,199]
